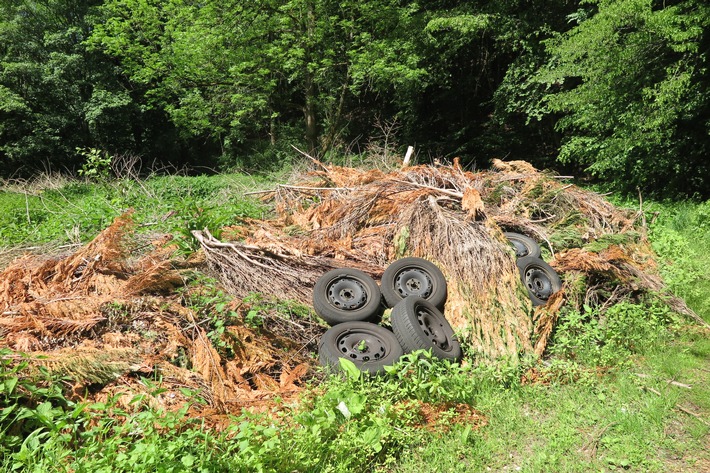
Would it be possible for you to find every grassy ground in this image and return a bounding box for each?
[0,174,708,472]
[0,172,270,248]
[395,330,709,472]
[646,199,710,322]
[0,173,271,268]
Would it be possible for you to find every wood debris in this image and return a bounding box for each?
[195,159,705,361]
[1,158,704,419]
[0,212,315,415]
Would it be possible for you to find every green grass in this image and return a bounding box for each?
[1,174,708,472]
[395,333,709,472]
[646,200,710,322]
[0,173,270,250]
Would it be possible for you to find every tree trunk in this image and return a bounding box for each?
[304,76,318,154]
[303,0,318,155]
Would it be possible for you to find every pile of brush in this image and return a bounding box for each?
[1,157,702,415]
[0,212,315,413]
[195,158,703,361]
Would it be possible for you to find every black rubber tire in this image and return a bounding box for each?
[313,268,383,326]
[504,232,542,259]
[516,256,562,306]
[390,297,462,361]
[318,321,404,374]
[380,257,447,309]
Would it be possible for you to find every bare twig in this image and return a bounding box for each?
[245,184,350,196]
[635,373,692,389]
[291,145,328,172]
[579,422,619,457]
[391,179,464,199]
[641,386,709,426]
[674,405,709,425]
[637,187,647,228]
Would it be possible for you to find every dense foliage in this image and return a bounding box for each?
[531,0,710,196]
[1,0,708,196]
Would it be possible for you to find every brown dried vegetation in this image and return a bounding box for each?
[1,158,703,417]
[0,212,314,414]
[196,158,702,363]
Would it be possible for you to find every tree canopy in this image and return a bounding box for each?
[0,0,707,197]
[532,0,710,196]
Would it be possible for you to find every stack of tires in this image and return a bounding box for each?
[504,232,562,306]
[314,258,462,375]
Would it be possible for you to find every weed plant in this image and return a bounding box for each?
[549,301,678,367]
[646,200,710,322]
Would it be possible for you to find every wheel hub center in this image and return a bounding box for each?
[525,269,552,299]
[328,277,367,310]
[338,333,386,362]
[395,269,433,298]
[417,310,450,349]
[405,278,421,291]
[512,241,527,257]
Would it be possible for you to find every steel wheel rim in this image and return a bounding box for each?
[415,305,453,351]
[336,329,387,362]
[394,268,433,299]
[525,267,554,300]
[510,239,528,257]
[327,277,368,310]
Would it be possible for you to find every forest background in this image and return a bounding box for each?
[1,0,708,198]
[2,1,710,471]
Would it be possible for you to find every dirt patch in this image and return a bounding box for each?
[393,399,487,433]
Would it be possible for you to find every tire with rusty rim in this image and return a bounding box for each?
[390,297,461,361]
[516,256,562,306]
[503,232,541,259]
[380,257,447,309]
[313,268,382,326]
[318,321,404,374]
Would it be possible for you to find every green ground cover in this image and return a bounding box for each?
[0,174,707,472]
[0,173,269,250]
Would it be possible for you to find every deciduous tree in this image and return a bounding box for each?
[533,0,710,196]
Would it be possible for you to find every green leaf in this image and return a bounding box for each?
[362,426,382,452]
[181,454,196,467]
[3,377,18,395]
[338,358,362,382]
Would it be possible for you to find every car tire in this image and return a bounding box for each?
[380,257,447,309]
[313,268,383,326]
[516,256,562,306]
[318,321,404,374]
[390,297,462,361]
[504,232,542,259]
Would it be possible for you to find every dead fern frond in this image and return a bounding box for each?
[37,316,106,337]
[38,347,143,385]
